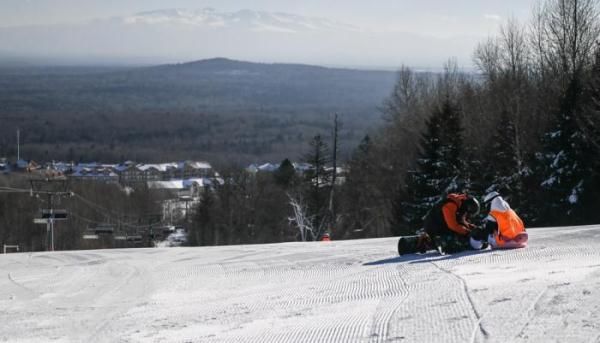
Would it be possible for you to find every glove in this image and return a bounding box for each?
[469,226,487,241]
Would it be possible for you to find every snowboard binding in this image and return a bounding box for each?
[398,232,441,255]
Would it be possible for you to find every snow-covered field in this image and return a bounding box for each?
[2,226,600,342]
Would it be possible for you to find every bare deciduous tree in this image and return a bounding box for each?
[500,17,531,81]
[287,193,323,241]
[474,37,502,80]
[531,0,600,83]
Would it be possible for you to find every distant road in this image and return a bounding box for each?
[1,225,599,342]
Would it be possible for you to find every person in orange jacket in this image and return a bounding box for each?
[481,191,528,249]
[422,193,483,253]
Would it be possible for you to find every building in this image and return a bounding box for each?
[115,162,145,184]
[15,159,40,172]
[115,161,214,185]
[71,165,118,182]
[173,161,213,179]
[0,158,10,174]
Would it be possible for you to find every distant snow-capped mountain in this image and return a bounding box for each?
[118,8,358,33]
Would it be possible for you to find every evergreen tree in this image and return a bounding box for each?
[390,185,411,236]
[253,172,290,243]
[588,50,600,150]
[190,187,215,246]
[481,110,526,209]
[400,97,467,232]
[303,135,331,184]
[538,78,597,225]
[301,135,331,232]
[341,135,383,237]
[463,144,486,196]
[579,51,600,224]
[274,158,296,187]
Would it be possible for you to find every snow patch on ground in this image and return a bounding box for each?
[1,226,600,342]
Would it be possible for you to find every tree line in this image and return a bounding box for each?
[390,0,600,232]
[2,0,600,251]
[0,59,395,166]
[188,0,600,244]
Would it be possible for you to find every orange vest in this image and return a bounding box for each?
[490,209,525,246]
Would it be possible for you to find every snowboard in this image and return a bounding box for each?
[397,233,445,256]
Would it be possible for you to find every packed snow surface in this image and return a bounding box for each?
[2,226,600,342]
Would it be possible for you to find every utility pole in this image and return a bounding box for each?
[47,193,53,251]
[328,114,339,237]
[17,129,20,161]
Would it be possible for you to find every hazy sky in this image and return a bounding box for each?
[1,0,536,36]
[0,1,540,68]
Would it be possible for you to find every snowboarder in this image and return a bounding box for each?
[480,191,528,249]
[420,193,485,254]
[398,193,485,255]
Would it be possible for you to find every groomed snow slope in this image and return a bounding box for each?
[1,226,600,342]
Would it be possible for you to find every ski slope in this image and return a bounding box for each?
[1,226,600,342]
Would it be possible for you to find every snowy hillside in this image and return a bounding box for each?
[1,226,599,342]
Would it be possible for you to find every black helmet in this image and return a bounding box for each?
[461,196,480,216]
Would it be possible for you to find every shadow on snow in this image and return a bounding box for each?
[362,248,493,266]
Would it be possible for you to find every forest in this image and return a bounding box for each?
[1,0,599,251]
[189,0,600,244]
[0,58,396,165]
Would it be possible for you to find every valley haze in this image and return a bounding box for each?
[0,6,521,69]
[0,58,398,164]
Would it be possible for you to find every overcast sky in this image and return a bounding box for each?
[1,0,536,35]
[0,1,540,68]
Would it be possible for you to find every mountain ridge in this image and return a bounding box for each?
[159,57,394,74]
[0,57,398,163]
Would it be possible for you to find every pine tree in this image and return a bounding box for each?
[463,144,485,196]
[438,100,465,190]
[400,97,467,232]
[301,135,331,232]
[578,51,600,224]
[538,78,597,225]
[274,158,296,187]
[190,187,215,246]
[390,185,412,236]
[341,135,383,237]
[587,50,600,151]
[482,110,525,209]
[303,135,330,185]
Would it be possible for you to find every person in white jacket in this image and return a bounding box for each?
[479,191,528,249]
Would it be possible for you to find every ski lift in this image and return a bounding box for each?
[93,224,114,235]
[161,226,175,235]
[126,235,143,243]
[40,209,68,220]
[82,230,99,240]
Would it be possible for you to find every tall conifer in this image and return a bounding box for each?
[538,79,597,225]
[400,97,466,231]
